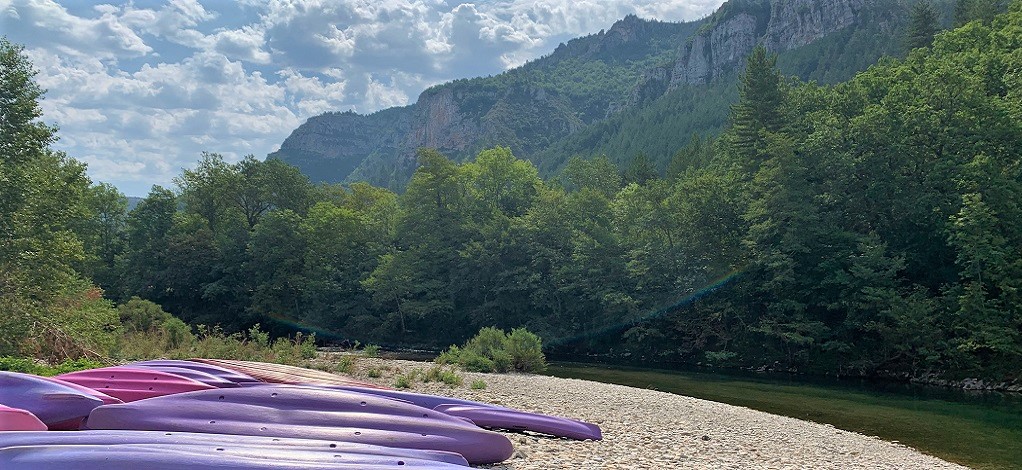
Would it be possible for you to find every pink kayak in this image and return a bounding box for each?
[55,367,215,402]
[0,405,47,431]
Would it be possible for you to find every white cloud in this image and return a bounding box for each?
[1,0,152,59]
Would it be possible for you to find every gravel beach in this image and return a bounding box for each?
[319,355,966,469]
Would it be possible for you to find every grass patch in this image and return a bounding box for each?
[394,369,420,389]
[471,379,487,390]
[424,365,463,386]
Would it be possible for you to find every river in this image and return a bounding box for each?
[545,362,1022,470]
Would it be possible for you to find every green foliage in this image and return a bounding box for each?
[334,355,357,374]
[906,1,940,52]
[366,367,382,378]
[423,365,463,386]
[362,344,381,357]
[437,327,547,373]
[471,379,488,390]
[0,356,104,376]
[393,369,419,388]
[505,328,549,373]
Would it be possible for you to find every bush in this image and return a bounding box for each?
[424,365,463,386]
[394,369,419,388]
[0,356,47,375]
[334,355,357,374]
[435,327,547,373]
[471,379,487,390]
[118,297,172,333]
[362,344,380,357]
[505,328,547,373]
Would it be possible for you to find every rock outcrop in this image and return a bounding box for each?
[763,0,864,51]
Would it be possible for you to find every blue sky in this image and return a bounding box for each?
[1,0,724,196]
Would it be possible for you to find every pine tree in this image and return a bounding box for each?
[728,45,786,167]
[905,1,939,52]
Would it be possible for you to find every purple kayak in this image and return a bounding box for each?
[116,365,240,388]
[0,371,103,427]
[128,360,263,385]
[0,445,464,470]
[84,386,514,464]
[435,404,602,440]
[31,376,121,430]
[330,385,603,440]
[0,431,468,466]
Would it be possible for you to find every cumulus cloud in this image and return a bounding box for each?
[0,0,724,195]
[1,0,151,59]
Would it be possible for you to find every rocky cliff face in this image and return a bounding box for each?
[408,86,483,153]
[763,0,864,51]
[669,0,864,88]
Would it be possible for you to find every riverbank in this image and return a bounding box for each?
[316,354,964,469]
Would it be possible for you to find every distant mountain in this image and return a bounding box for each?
[269,0,939,189]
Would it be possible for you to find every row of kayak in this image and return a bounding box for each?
[0,359,602,468]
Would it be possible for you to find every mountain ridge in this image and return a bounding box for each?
[269,0,920,189]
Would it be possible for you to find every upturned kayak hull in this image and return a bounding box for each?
[0,372,103,427]
[0,405,47,431]
[55,367,216,401]
[0,431,468,466]
[128,360,262,385]
[330,385,603,440]
[84,386,514,464]
[117,365,240,388]
[0,445,466,470]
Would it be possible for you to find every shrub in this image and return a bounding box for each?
[435,327,547,373]
[0,356,47,375]
[505,328,547,373]
[118,297,172,333]
[424,365,463,386]
[362,344,380,357]
[366,367,382,378]
[471,379,487,390]
[334,355,357,374]
[394,369,419,388]
[161,317,194,349]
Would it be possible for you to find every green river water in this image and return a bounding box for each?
[545,362,1022,469]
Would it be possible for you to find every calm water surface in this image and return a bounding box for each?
[546,362,1022,470]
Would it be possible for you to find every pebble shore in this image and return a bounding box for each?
[319,355,966,469]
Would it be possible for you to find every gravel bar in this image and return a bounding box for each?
[316,355,966,469]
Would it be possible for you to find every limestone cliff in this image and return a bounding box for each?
[668,0,866,89]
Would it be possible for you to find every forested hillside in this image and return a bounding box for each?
[272,0,951,190]
[3,2,1020,385]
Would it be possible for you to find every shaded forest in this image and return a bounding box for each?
[2,3,1021,382]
